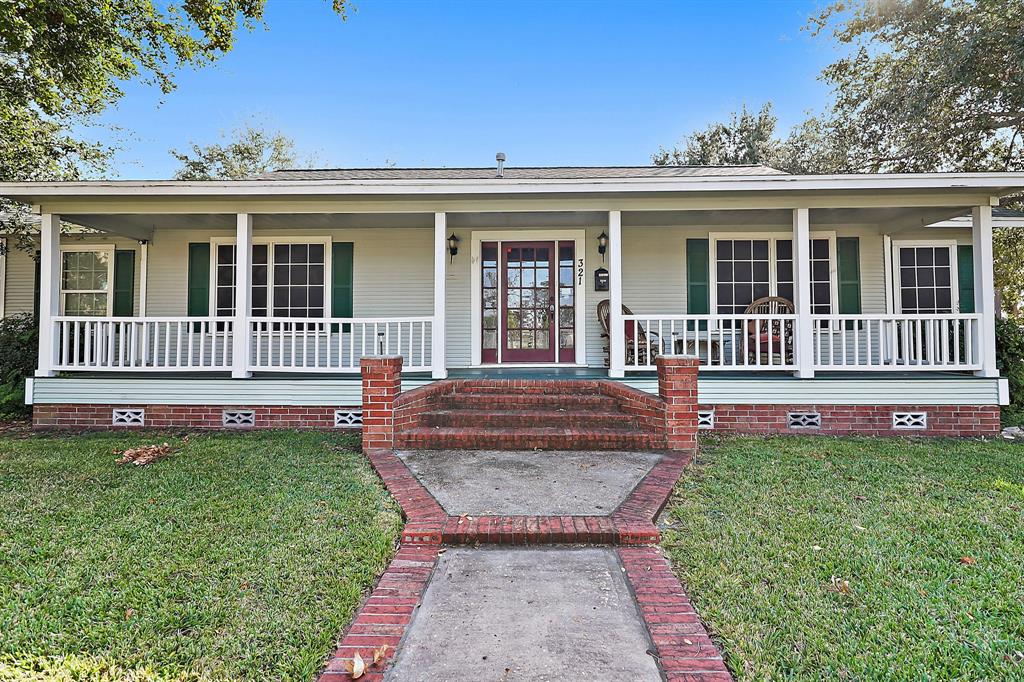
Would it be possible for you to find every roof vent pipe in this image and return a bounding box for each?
[496,152,506,178]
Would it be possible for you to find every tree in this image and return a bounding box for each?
[0,0,348,251]
[653,104,781,167]
[808,0,1024,173]
[171,125,309,180]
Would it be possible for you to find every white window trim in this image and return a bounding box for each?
[708,231,838,319]
[470,230,587,367]
[58,243,116,316]
[209,236,333,319]
[889,239,960,314]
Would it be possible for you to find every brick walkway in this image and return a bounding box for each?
[318,447,732,681]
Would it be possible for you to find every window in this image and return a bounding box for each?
[61,248,113,315]
[214,241,326,318]
[895,244,956,314]
[711,235,835,316]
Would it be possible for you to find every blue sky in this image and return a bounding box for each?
[92,0,841,179]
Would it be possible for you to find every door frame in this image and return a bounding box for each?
[471,229,587,366]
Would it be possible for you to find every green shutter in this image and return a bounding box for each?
[331,242,354,331]
[958,245,975,313]
[686,239,710,313]
[187,243,210,317]
[837,237,861,315]
[113,250,135,316]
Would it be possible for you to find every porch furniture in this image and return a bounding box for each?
[598,299,659,367]
[743,296,795,364]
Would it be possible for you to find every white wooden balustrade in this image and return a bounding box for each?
[621,314,797,371]
[248,317,433,372]
[811,314,981,370]
[621,313,982,373]
[54,317,233,371]
[52,316,432,373]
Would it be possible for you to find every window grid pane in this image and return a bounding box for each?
[61,251,110,316]
[898,246,953,314]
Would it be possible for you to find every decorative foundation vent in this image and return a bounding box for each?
[892,411,927,429]
[222,410,255,427]
[697,410,715,429]
[112,409,145,426]
[334,409,363,428]
[788,412,822,429]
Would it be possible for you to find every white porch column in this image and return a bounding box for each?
[792,208,815,378]
[608,210,625,378]
[35,213,61,377]
[431,212,448,379]
[139,240,149,315]
[973,205,998,377]
[231,214,252,379]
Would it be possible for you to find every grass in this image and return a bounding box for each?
[0,431,402,682]
[663,436,1024,680]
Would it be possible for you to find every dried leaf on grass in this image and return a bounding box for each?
[115,442,176,466]
[960,556,978,565]
[827,575,853,595]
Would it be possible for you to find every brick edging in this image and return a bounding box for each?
[318,545,440,682]
[619,547,732,681]
[363,448,696,546]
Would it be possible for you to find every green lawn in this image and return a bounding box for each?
[0,431,402,682]
[663,436,1024,680]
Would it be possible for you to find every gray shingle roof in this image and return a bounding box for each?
[254,165,786,181]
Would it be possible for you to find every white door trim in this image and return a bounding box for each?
[470,229,587,366]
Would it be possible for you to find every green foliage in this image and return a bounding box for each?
[653,104,780,167]
[809,0,1024,173]
[994,226,1024,315]
[664,436,1024,679]
[996,316,1024,418]
[0,313,37,417]
[170,124,306,180]
[0,1,347,251]
[0,431,400,681]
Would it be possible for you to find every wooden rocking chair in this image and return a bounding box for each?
[597,299,660,367]
[743,296,795,365]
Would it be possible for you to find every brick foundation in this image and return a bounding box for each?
[700,403,1001,437]
[31,403,349,430]
[657,355,701,450]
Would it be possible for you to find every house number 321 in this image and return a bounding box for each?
[577,258,585,285]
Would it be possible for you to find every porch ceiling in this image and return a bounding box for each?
[64,205,977,239]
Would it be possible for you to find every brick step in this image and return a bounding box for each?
[448,382,604,395]
[395,426,659,451]
[421,408,634,429]
[437,392,620,411]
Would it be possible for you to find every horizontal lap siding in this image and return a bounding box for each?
[145,227,433,317]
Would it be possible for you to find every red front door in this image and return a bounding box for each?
[501,242,556,362]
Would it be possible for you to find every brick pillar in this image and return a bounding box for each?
[361,355,403,451]
[656,355,700,450]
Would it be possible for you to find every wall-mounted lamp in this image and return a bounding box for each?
[597,231,608,262]
[447,233,460,262]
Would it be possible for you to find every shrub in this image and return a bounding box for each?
[0,313,38,418]
[995,315,1024,424]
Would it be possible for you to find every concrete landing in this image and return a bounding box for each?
[395,449,663,516]
[385,547,661,682]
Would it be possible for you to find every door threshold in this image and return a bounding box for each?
[476,363,589,368]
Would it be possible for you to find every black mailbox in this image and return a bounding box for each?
[594,267,609,291]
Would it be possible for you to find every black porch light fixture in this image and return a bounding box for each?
[447,233,460,262]
[597,231,608,261]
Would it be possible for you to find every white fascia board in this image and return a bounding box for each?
[929,216,1024,228]
[2,172,1024,200]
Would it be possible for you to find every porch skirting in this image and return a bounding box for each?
[31,404,353,430]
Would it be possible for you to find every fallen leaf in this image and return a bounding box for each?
[812,545,823,552]
[827,575,853,595]
[344,651,366,679]
[115,442,176,466]
[854,495,867,502]
[960,556,977,565]
[125,608,135,620]
[372,644,388,666]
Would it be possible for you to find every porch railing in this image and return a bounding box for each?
[811,314,981,371]
[52,315,432,373]
[53,317,233,371]
[248,317,432,372]
[621,313,982,372]
[621,314,797,371]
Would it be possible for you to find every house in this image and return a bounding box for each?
[0,164,1021,439]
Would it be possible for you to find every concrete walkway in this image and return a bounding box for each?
[318,449,732,682]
